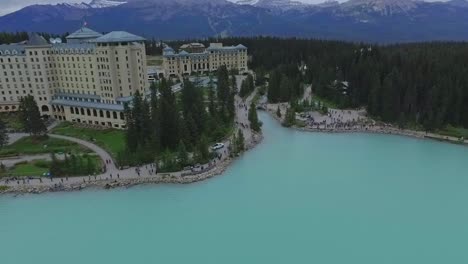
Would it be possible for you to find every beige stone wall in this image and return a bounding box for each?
[49,52,99,98]
[0,53,35,112]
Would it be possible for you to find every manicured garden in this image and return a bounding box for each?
[1,160,50,177]
[0,155,102,178]
[51,122,125,158]
[0,136,91,158]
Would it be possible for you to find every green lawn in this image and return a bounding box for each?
[312,95,339,110]
[437,125,468,139]
[6,161,50,177]
[0,136,90,158]
[0,112,23,131]
[0,155,102,177]
[51,122,125,158]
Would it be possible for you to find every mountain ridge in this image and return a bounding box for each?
[1,0,468,43]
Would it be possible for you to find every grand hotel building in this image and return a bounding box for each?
[0,27,148,129]
[162,42,248,77]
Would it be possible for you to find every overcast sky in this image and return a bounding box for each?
[0,0,449,17]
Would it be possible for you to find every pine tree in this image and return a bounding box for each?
[230,131,238,156]
[367,71,381,116]
[181,78,207,141]
[49,153,63,177]
[19,95,46,136]
[140,98,152,147]
[239,79,248,98]
[159,78,180,149]
[196,136,210,163]
[276,106,282,118]
[217,66,234,123]
[283,107,296,127]
[231,71,237,92]
[85,155,94,175]
[248,103,261,132]
[150,83,161,152]
[239,74,255,98]
[236,129,245,152]
[177,141,189,167]
[207,76,217,118]
[124,103,138,152]
[268,69,281,103]
[0,120,8,148]
[70,154,78,175]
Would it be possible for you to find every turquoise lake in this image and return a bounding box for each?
[1,112,468,263]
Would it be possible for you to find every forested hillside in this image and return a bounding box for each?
[216,37,468,131]
[0,32,66,44]
[0,32,29,44]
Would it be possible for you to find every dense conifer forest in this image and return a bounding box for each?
[214,37,468,131]
[118,66,236,169]
[167,38,468,131]
[0,32,66,44]
[0,32,29,44]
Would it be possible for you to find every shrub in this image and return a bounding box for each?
[34,160,51,168]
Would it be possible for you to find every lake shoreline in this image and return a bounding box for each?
[0,132,264,196]
[265,107,467,146]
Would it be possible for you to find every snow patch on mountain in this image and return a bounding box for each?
[342,0,421,15]
[68,0,127,9]
[235,0,260,5]
[89,0,127,8]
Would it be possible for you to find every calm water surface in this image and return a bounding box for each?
[1,113,468,264]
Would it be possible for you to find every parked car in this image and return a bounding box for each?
[211,143,225,150]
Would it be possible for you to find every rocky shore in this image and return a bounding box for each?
[265,106,467,145]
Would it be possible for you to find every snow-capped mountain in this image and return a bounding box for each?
[1,0,468,43]
[89,0,127,8]
[447,0,468,7]
[68,0,127,9]
[255,0,308,10]
[235,0,260,5]
[341,0,421,15]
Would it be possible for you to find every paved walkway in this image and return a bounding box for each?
[48,134,118,172]
[0,154,66,168]
[302,85,312,102]
[6,121,60,145]
[7,133,28,145]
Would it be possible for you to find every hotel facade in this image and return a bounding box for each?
[0,27,148,129]
[162,42,248,77]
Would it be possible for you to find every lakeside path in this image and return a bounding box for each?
[1,88,262,195]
